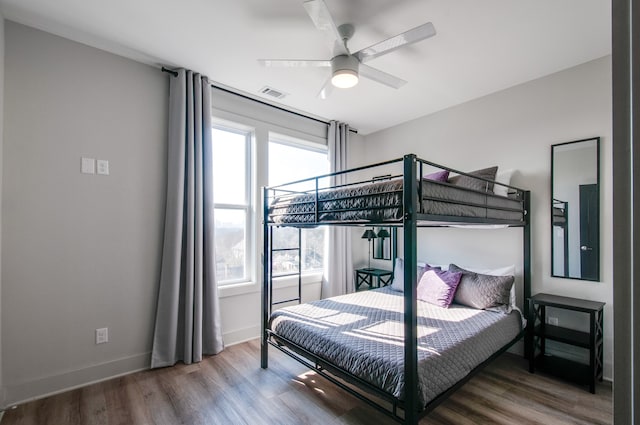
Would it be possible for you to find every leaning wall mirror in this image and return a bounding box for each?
[551,137,600,281]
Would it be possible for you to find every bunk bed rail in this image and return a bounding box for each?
[265,155,528,228]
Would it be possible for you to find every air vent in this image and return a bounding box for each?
[259,86,288,99]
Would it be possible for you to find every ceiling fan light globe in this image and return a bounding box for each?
[332,69,359,88]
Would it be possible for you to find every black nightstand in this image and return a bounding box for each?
[355,268,393,290]
[527,293,605,393]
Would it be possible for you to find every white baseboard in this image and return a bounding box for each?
[2,328,263,409]
[3,352,150,408]
[223,325,260,347]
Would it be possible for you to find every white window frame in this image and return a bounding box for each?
[210,86,329,298]
[212,123,253,286]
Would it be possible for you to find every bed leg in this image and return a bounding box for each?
[261,335,268,369]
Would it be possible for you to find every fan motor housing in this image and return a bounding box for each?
[331,54,359,75]
[331,54,359,88]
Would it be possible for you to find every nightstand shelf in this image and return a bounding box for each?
[527,293,605,394]
[355,268,392,290]
[532,354,591,386]
[532,324,590,348]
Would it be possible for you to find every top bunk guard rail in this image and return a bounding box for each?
[265,154,528,228]
[266,157,405,192]
[269,173,404,198]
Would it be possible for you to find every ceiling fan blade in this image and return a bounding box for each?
[258,59,331,67]
[317,77,334,99]
[303,0,348,54]
[355,22,436,63]
[359,64,407,89]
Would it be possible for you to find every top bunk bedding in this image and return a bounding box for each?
[266,157,526,226]
[269,287,524,408]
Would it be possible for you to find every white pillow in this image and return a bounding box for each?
[391,258,429,292]
[493,169,515,197]
[391,258,405,292]
[451,264,517,309]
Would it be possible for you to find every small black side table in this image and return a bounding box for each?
[355,268,393,290]
[527,293,605,393]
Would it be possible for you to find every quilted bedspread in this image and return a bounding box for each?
[269,287,523,407]
[268,178,523,224]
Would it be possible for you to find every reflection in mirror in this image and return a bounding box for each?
[373,227,392,260]
[551,137,600,281]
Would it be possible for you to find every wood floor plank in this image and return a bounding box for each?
[1,339,612,425]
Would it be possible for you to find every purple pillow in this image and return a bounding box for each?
[416,269,463,308]
[417,263,441,282]
[424,170,449,182]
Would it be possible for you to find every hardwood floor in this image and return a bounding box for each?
[2,339,612,425]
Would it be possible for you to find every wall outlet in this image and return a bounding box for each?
[96,327,109,344]
[97,159,109,175]
[548,317,559,326]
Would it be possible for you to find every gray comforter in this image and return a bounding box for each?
[268,178,523,224]
[269,287,523,407]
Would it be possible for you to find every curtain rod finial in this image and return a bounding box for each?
[161,67,179,77]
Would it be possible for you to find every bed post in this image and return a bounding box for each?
[523,190,532,359]
[403,154,419,425]
[261,186,270,369]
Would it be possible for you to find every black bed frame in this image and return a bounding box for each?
[261,154,531,425]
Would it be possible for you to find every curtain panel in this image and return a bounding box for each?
[322,121,354,298]
[151,69,224,368]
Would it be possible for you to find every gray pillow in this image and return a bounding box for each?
[449,263,514,310]
[448,166,498,192]
[391,258,430,292]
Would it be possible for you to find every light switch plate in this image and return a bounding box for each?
[81,157,95,174]
[97,159,109,175]
[96,327,108,344]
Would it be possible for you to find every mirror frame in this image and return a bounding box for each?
[550,137,600,281]
[372,226,395,260]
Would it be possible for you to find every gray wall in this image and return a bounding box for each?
[2,22,168,404]
[360,56,613,379]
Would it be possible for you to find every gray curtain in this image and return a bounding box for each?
[151,69,224,368]
[322,121,354,298]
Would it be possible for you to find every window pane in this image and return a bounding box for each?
[269,142,329,192]
[270,227,324,275]
[214,208,246,282]
[269,140,328,273]
[271,227,299,276]
[302,227,324,271]
[212,128,247,205]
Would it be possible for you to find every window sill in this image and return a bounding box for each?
[218,271,323,299]
[218,280,260,298]
[273,271,323,289]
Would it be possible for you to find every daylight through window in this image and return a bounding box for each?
[269,139,329,276]
[212,125,251,284]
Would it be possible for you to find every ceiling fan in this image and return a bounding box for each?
[258,0,436,99]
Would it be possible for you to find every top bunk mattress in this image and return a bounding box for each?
[268,287,524,408]
[267,178,524,225]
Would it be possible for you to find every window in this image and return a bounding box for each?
[212,125,251,284]
[269,138,329,276]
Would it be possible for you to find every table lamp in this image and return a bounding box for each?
[361,229,377,270]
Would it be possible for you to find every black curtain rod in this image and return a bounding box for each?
[161,67,357,134]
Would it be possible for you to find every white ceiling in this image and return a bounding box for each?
[0,0,611,135]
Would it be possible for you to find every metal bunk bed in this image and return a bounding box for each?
[261,154,531,425]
